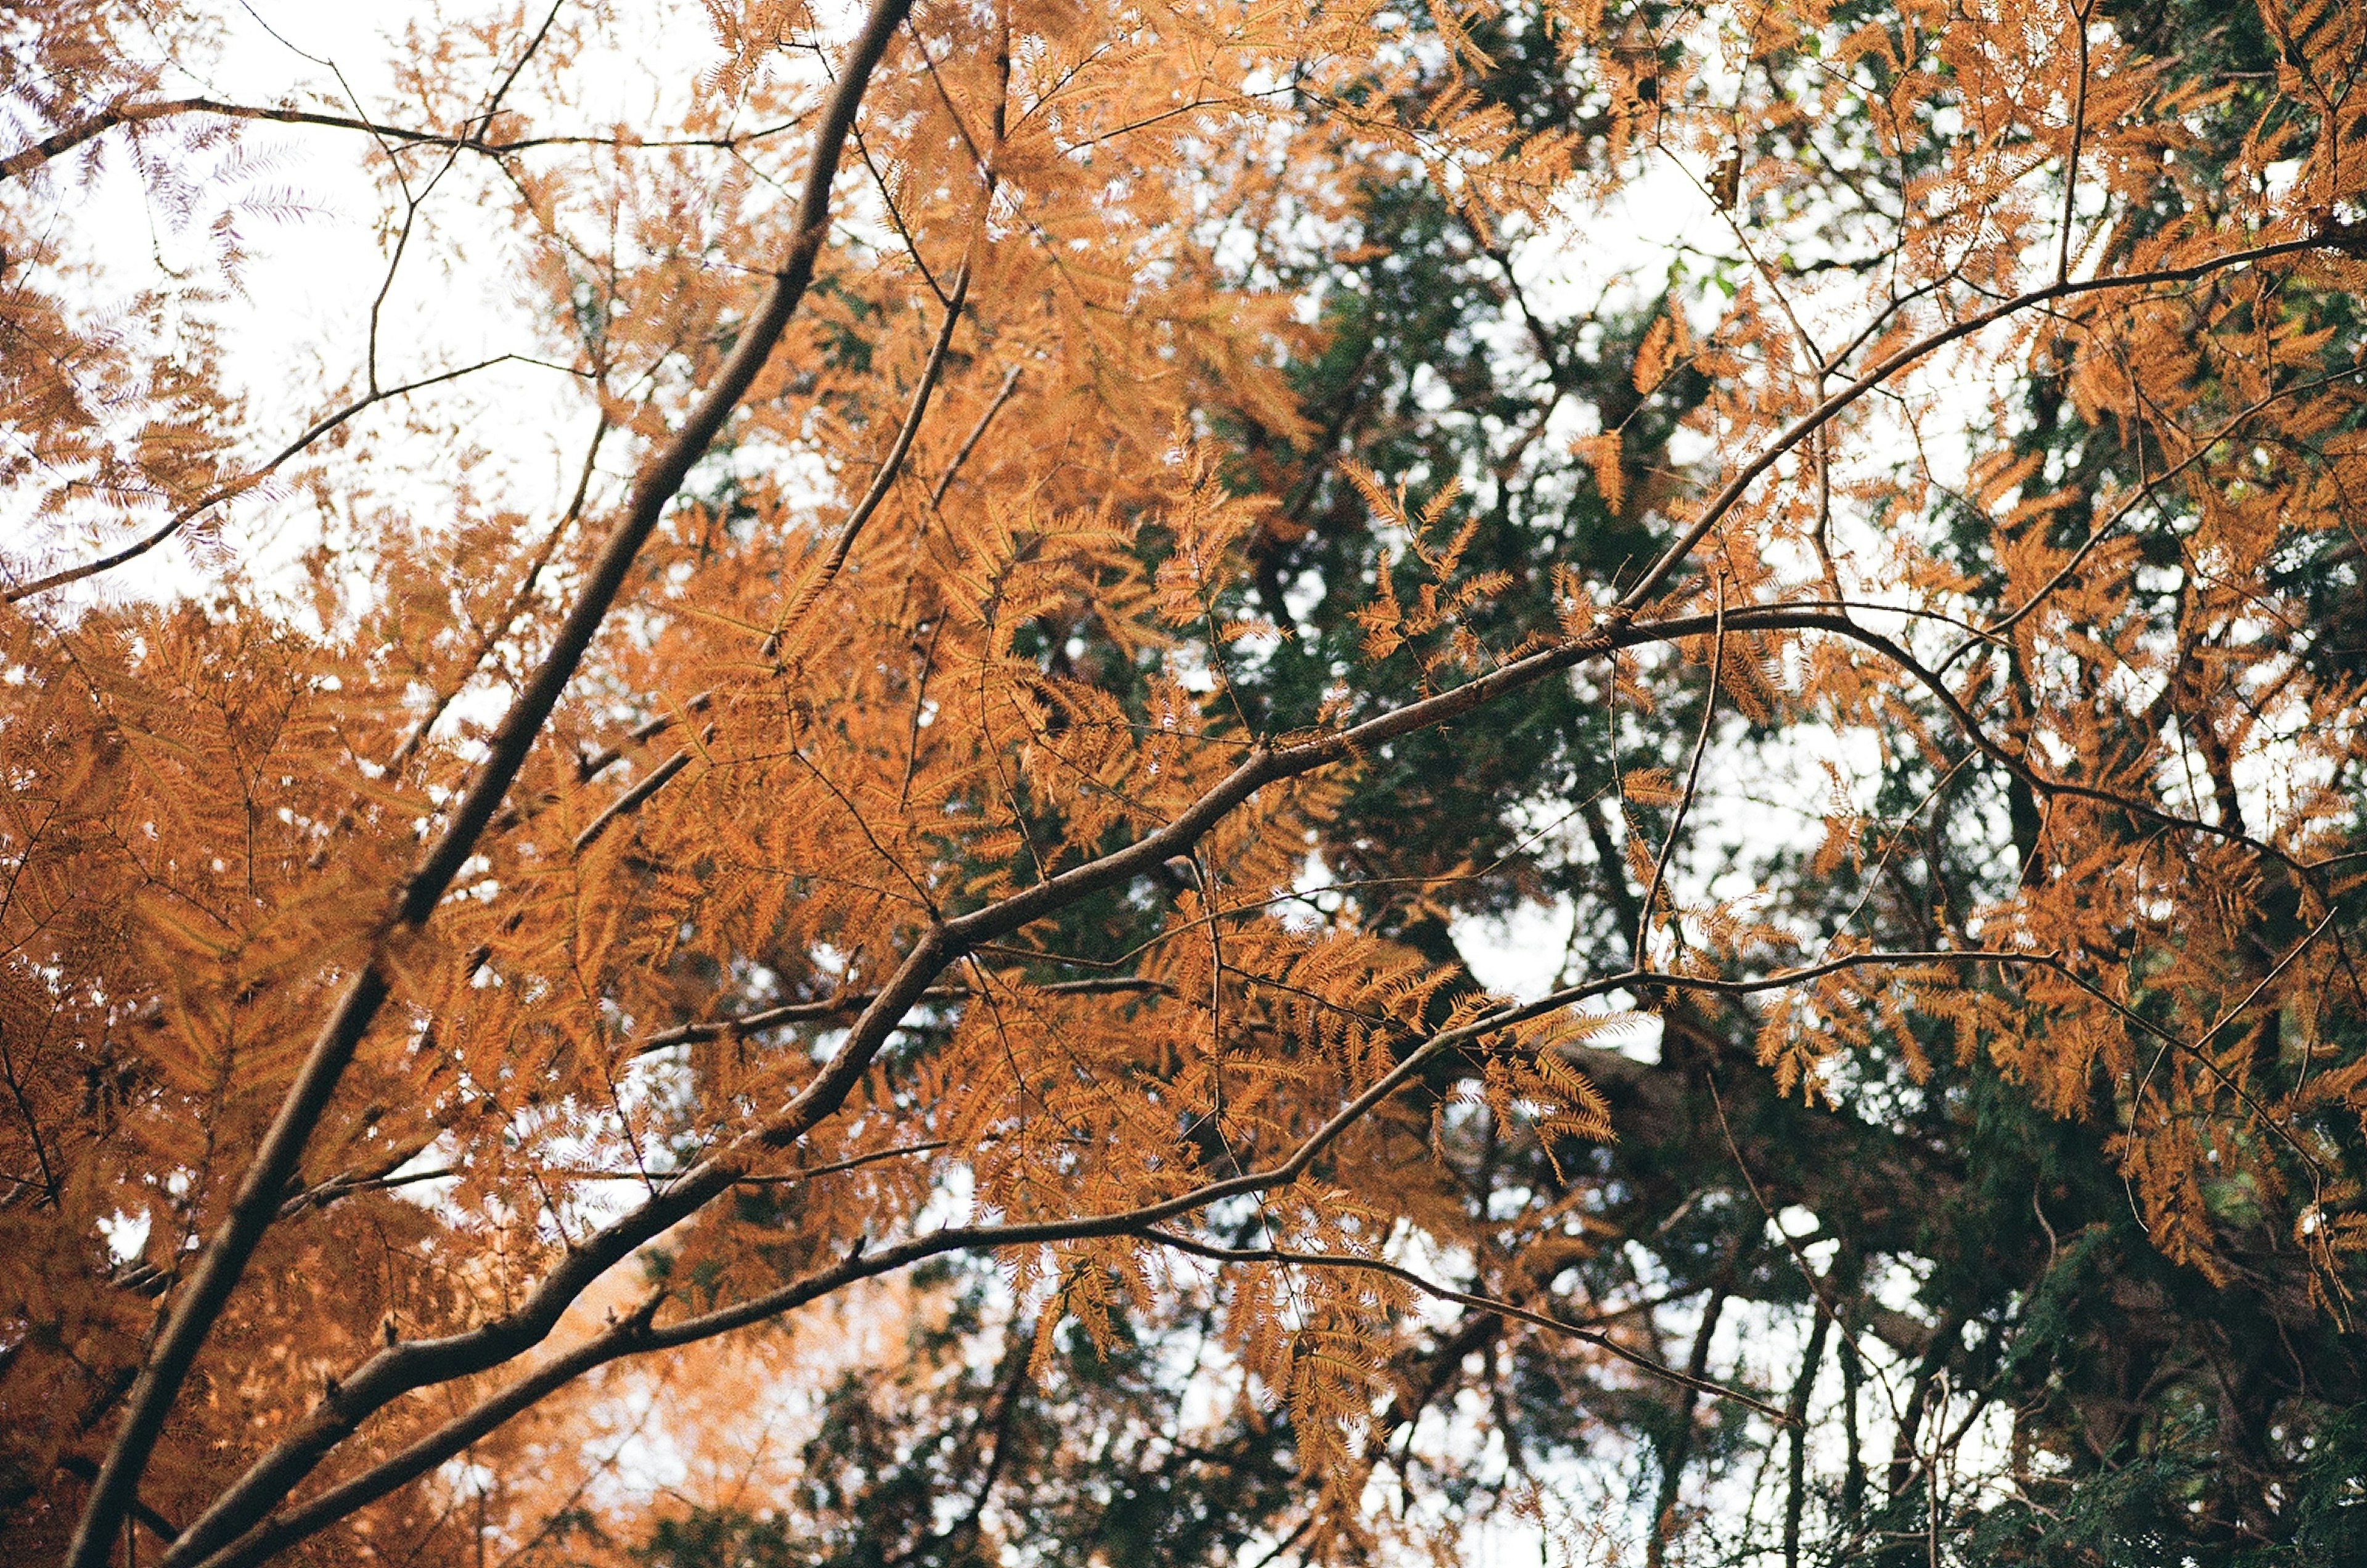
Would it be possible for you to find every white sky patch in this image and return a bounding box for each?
[1454,896,1572,1002]
[97,1207,153,1263]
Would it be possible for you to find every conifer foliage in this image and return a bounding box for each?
[5,1,2367,1563]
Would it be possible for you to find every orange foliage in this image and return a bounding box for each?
[4,0,2367,1562]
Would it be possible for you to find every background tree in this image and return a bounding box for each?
[4,1,2366,1566]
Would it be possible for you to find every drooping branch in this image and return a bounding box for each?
[6,354,578,605]
[1132,1228,1791,1425]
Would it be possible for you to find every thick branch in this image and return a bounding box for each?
[142,595,2114,1567]
[54,1455,180,1545]
[62,6,918,1565]
[182,952,1805,1568]
[171,944,2054,1566]
[144,581,2259,1567]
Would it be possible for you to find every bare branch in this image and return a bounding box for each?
[0,95,813,182]
[7,354,574,603]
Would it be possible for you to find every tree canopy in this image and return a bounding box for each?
[6,1,2367,1564]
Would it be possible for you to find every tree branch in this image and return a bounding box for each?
[1613,226,2363,618]
[1132,1228,1792,1426]
[1,96,812,182]
[62,4,918,1563]
[6,354,569,604]
[101,206,2365,1568]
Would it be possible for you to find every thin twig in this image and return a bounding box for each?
[8,355,577,603]
[1,96,813,182]
[572,736,702,854]
[1637,575,1725,962]
[766,261,973,651]
[1614,227,2361,618]
[1135,1228,1794,1426]
[933,362,1023,507]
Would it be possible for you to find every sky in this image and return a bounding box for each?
[40,2,643,602]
